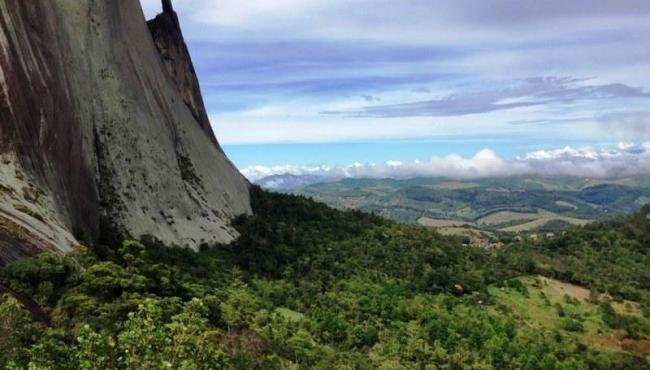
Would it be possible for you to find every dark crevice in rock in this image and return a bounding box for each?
[93,125,127,247]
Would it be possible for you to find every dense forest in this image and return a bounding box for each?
[0,187,648,369]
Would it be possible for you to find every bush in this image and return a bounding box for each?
[560,318,584,332]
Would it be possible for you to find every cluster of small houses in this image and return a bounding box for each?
[515,232,558,241]
[462,232,561,250]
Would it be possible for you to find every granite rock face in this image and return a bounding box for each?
[147,0,216,143]
[0,0,251,264]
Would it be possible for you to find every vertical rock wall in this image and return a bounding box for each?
[0,0,251,264]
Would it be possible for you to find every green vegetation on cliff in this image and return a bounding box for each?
[0,188,648,369]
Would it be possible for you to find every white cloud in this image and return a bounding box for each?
[242,142,650,181]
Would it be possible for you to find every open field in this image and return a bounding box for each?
[425,181,480,190]
[489,276,649,354]
[417,217,469,228]
[500,215,590,232]
[540,276,590,300]
[477,210,543,225]
[611,301,645,318]
[555,200,578,209]
[434,226,493,239]
[477,209,590,232]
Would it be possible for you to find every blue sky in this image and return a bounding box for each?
[141,0,650,180]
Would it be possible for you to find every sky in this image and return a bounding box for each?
[140,0,650,181]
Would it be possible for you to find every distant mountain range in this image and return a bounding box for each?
[256,173,338,189]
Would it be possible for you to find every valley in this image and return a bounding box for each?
[0,0,648,368]
[278,175,650,237]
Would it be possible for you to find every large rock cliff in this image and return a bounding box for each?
[0,0,251,265]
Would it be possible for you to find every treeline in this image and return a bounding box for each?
[0,187,647,369]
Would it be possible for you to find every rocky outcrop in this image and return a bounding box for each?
[147,0,215,143]
[0,0,251,264]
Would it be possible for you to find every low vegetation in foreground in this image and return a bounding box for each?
[0,187,649,369]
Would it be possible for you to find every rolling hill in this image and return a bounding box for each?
[281,176,650,233]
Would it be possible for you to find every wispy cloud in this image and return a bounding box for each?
[242,142,650,181]
[360,94,380,102]
[598,111,650,134]
[322,77,650,118]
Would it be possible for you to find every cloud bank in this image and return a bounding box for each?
[242,142,650,182]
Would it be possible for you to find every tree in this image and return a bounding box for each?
[220,281,260,331]
[0,296,38,368]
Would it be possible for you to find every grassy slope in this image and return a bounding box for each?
[490,276,649,355]
[500,215,590,232]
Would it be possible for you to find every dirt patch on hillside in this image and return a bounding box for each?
[427,181,480,190]
[478,211,540,225]
[539,276,590,302]
[418,217,469,228]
